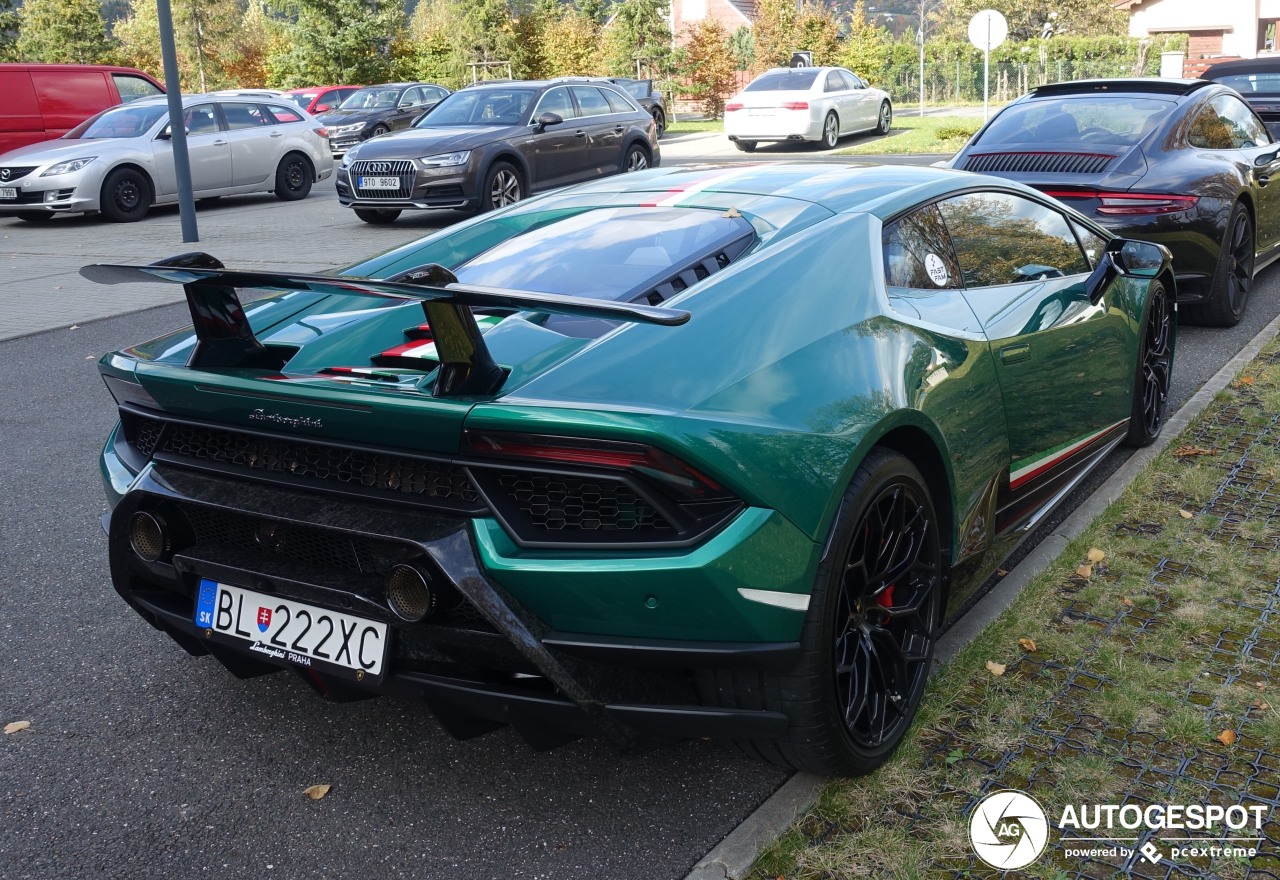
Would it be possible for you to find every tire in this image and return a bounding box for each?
[734,140,757,153]
[482,161,522,211]
[370,124,390,138]
[1123,281,1173,447]
[274,153,313,201]
[819,112,839,150]
[652,108,666,138]
[622,143,650,173]
[354,207,401,224]
[875,101,892,135]
[1185,201,1253,327]
[696,449,942,776]
[15,211,52,222]
[99,167,152,222]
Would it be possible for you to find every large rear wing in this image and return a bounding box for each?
[81,252,690,397]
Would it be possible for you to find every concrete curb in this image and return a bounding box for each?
[680,309,1280,880]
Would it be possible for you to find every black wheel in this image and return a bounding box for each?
[876,101,892,135]
[274,153,312,201]
[1124,281,1173,447]
[622,143,650,172]
[819,112,839,149]
[652,108,666,138]
[482,161,522,211]
[370,124,390,138]
[734,139,757,153]
[696,450,942,776]
[353,207,401,224]
[15,211,52,222]
[1186,201,1253,327]
[99,167,151,222]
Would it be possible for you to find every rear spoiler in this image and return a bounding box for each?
[81,252,690,397]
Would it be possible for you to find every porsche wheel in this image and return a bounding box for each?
[1187,201,1253,327]
[819,112,839,150]
[1124,281,1172,447]
[697,449,941,776]
[652,108,666,138]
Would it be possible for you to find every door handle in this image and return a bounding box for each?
[270,131,283,138]
[613,126,624,133]
[212,140,228,146]
[999,344,1031,365]
[574,130,587,139]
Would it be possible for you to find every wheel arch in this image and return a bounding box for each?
[484,149,530,184]
[873,424,956,587]
[102,161,155,195]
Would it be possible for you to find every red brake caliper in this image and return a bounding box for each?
[876,584,895,625]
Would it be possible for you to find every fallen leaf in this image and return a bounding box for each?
[1235,375,1255,386]
[302,784,331,800]
[985,660,1006,676]
[1216,729,1237,746]
[996,568,1008,577]
[1087,547,1106,563]
[1092,390,1103,396]
[1173,445,1215,458]
[1252,702,1271,712]
[1018,637,1038,653]
[1178,509,1194,519]
[1075,563,1093,579]
[1122,597,1134,607]
[721,206,742,218]
[1258,682,1269,691]
[4,720,30,735]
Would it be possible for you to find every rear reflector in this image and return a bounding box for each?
[1039,189,1198,215]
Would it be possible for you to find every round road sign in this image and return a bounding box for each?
[968,9,1009,51]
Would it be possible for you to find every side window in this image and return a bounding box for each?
[400,87,423,107]
[824,71,844,93]
[184,104,220,135]
[602,87,634,114]
[882,204,962,290]
[1190,95,1272,148]
[1071,220,1108,269]
[220,102,266,130]
[842,70,865,89]
[114,74,163,103]
[265,104,304,124]
[535,87,577,120]
[937,192,1092,287]
[571,86,612,117]
[424,86,449,103]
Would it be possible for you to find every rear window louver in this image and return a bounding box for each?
[641,234,753,305]
[962,151,1117,174]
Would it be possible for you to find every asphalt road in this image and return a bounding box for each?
[2,133,1278,880]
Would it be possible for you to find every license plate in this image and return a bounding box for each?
[0,188,15,199]
[195,579,388,682]
[748,108,776,117]
[358,176,401,189]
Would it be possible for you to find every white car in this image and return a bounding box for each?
[723,66,893,152]
[0,94,334,223]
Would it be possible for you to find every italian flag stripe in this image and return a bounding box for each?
[1009,420,1126,490]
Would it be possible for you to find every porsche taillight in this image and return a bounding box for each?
[1040,189,1198,216]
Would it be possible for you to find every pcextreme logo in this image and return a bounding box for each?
[969,789,1051,870]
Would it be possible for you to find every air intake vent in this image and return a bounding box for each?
[644,251,735,305]
[962,151,1116,174]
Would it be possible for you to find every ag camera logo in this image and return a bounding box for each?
[969,789,1050,869]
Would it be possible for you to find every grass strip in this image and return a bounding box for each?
[836,115,980,156]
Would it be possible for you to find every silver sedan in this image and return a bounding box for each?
[0,94,334,222]
[723,66,893,152]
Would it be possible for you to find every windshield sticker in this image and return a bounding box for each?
[925,253,950,287]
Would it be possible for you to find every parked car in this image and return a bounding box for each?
[285,85,361,116]
[0,94,333,223]
[604,77,668,137]
[335,79,658,223]
[1201,58,1280,135]
[0,63,164,155]
[84,162,1173,776]
[316,83,451,156]
[723,66,892,152]
[945,78,1280,326]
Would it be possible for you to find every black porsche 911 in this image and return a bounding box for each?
[1202,57,1280,136]
[946,78,1280,326]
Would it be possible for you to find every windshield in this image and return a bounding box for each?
[745,70,819,91]
[1211,72,1280,95]
[415,88,537,127]
[339,87,403,110]
[66,103,170,139]
[976,97,1173,147]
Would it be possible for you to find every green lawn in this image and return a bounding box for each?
[836,114,981,156]
[663,118,722,135]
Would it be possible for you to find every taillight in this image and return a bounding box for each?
[781,101,809,111]
[314,127,329,138]
[725,102,743,112]
[1040,189,1198,216]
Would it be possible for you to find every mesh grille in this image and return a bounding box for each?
[961,151,1115,174]
[0,166,38,182]
[132,417,165,458]
[351,160,415,199]
[183,504,391,573]
[157,422,480,507]
[495,471,673,534]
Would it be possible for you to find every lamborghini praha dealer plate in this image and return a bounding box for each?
[195,579,387,681]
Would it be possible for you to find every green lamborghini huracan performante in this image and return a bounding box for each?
[86,164,1175,776]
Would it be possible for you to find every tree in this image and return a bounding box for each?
[114,0,247,91]
[542,7,602,77]
[680,18,736,118]
[750,0,797,72]
[728,25,754,71]
[0,0,18,61]
[603,0,671,77]
[937,0,1125,42]
[400,0,472,87]
[839,1,891,81]
[16,0,113,64]
[267,0,406,86]
[795,5,841,66]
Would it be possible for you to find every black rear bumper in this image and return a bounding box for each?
[107,465,795,750]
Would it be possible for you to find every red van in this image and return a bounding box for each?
[0,64,165,155]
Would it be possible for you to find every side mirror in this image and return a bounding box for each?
[315,103,330,113]
[156,126,172,140]
[534,111,562,132]
[1085,237,1168,303]
[1256,149,1280,166]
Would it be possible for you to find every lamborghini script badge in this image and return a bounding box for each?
[249,408,323,429]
